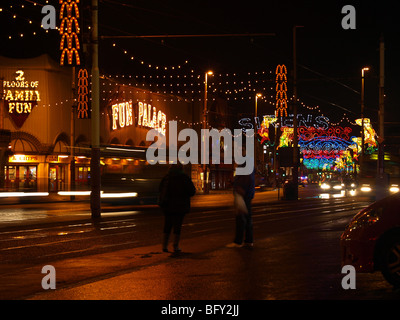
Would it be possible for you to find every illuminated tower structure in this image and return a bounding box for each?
[275,64,288,118]
[59,0,81,66]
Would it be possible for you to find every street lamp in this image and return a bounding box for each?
[360,67,369,171]
[255,93,263,169]
[292,25,303,201]
[203,70,213,193]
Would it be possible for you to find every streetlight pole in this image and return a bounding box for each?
[203,71,213,194]
[360,67,369,173]
[255,93,262,171]
[90,0,101,218]
[377,35,386,201]
[292,25,303,200]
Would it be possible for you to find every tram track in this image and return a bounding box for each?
[0,197,371,265]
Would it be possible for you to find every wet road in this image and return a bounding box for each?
[0,187,399,300]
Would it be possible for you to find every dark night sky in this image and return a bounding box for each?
[1,0,399,127]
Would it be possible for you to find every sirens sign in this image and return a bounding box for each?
[3,70,40,128]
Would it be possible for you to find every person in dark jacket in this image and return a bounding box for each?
[159,163,196,253]
[228,165,255,247]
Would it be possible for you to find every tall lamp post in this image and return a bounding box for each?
[203,70,213,193]
[292,25,303,200]
[90,0,101,218]
[255,93,262,170]
[360,67,369,172]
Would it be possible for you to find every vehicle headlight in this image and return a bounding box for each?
[333,185,342,190]
[321,183,330,190]
[348,207,383,230]
[389,184,399,193]
[360,184,372,192]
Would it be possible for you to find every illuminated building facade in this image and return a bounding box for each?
[0,54,201,194]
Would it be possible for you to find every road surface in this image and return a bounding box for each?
[0,186,399,301]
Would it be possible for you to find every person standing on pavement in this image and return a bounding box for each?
[228,163,255,247]
[159,163,196,253]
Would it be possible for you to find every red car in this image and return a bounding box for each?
[341,192,400,287]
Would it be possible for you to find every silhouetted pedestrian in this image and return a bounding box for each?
[159,163,196,253]
[228,164,255,248]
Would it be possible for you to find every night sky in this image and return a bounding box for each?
[1,0,399,129]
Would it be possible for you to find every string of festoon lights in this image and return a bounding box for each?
[329,114,357,126]
[111,43,191,71]
[100,72,279,104]
[0,0,56,39]
[173,116,256,138]
[98,75,339,118]
[0,2,345,123]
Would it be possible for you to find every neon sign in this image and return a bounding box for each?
[238,114,330,131]
[3,70,40,128]
[112,101,134,131]
[138,102,167,135]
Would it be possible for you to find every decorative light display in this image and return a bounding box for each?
[275,64,288,118]
[298,125,352,141]
[59,0,80,66]
[289,121,358,171]
[278,127,294,148]
[257,116,276,145]
[350,137,361,156]
[300,136,355,159]
[77,68,89,118]
[355,118,377,150]
[303,158,337,171]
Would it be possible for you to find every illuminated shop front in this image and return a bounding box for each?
[1,54,236,196]
[0,55,83,193]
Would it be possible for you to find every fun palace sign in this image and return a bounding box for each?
[3,70,40,128]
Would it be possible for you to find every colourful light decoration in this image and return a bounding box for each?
[303,158,337,170]
[59,0,81,66]
[355,118,377,148]
[77,68,89,119]
[298,126,352,141]
[257,116,276,145]
[300,136,356,158]
[275,64,288,117]
[278,127,293,148]
[350,137,361,157]
[298,122,358,171]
